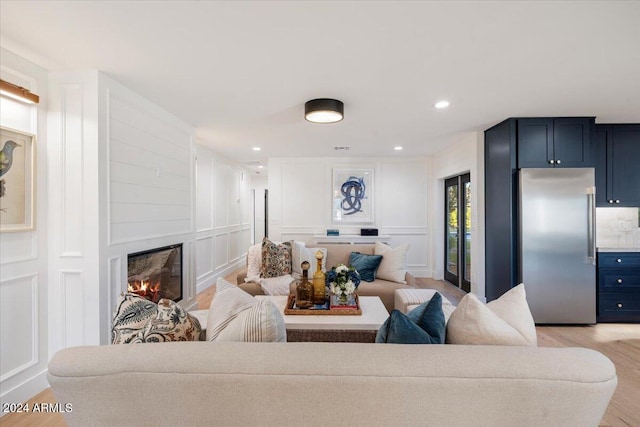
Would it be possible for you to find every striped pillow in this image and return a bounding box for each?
[216,299,286,342]
[207,277,286,342]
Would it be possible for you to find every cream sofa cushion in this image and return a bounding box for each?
[446,284,537,346]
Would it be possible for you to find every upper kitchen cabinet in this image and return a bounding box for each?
[595,124,640,207]
[517,118,594,168]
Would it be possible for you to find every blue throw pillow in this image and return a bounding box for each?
[349,252,383,282]
[376,293,445,344]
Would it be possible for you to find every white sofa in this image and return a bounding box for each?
[48,342,616,427]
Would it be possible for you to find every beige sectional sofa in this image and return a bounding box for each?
[48,341,617,427]
[237,243,416,312]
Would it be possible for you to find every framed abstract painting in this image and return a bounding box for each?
[332,168,373,224]
[0,126,36,232]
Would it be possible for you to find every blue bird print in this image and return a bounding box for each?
[0,140,20,178]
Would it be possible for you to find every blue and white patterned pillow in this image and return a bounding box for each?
[111,293,158,344]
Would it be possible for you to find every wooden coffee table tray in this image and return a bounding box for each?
[284,294,362,315]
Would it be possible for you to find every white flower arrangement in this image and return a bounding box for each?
[326,264,361,298]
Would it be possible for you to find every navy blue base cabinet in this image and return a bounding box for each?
[597,252,640,322]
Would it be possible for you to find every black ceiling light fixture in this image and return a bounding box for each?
[304,98,344,123]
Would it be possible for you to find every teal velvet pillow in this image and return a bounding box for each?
[376,293,445,344]
[349,252,383,282]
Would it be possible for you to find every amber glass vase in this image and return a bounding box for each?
[312,250,326,304]
[296,261,313,309]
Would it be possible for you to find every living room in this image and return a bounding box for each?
[1,1,638,426]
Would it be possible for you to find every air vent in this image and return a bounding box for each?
[334,146,350,151]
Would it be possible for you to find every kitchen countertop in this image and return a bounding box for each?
[597,247,640,253]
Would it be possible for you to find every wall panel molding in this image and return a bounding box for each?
[60,270,84,348]
[0,273,38,382]
[60,83,85,257]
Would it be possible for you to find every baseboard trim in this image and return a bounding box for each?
[196,258,245,294]
[0,369,49,413]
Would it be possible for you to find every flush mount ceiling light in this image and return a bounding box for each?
[305,98,344,123]
[0,79,40,104]
[434,100,450,109]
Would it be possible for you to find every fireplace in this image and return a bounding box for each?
[127,244,183,303]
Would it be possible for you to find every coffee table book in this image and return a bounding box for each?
[284,294,362,316]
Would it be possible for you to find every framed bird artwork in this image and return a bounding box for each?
[0,126,35,232]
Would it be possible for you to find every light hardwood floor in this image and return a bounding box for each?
[2,274,638,427]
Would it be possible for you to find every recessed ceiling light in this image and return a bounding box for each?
[258,165,264,169]
[252,147,261,151]
[434,100,450,109]
[394,146,403,151]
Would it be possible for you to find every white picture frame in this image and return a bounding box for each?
[332,168,374,224]
[0,126,36,232]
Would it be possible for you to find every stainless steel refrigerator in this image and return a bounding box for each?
[519,168,596,324]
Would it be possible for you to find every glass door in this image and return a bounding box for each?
[444,173,471,292]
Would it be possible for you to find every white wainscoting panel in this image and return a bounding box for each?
[0,233,37,264]
[380,162,428,227]
[280,162,325,227]
[196,152,214,232]
[60,270,84,348]
[0,274,38,382]
[107,256,122,330]
[60,84,85,257]
[214,232,229,270]
[196,236,214,280]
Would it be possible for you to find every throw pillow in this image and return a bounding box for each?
[401,289,456,323]
[446,284,537,346]
[245,243,262,282]
[291,242,327,277]
[261,237,292,278]
[215,299,286,342]
[111,292,158,344]
[130,299,202,343]
[376,293,445,344]
[348,252,383,282]
[374,241,409,283]
[207,277,257,341]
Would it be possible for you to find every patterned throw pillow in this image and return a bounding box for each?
[261,238,292,278]
[111,293,158,344]
[130,299,202,343]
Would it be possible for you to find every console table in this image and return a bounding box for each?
[312,234,391,244]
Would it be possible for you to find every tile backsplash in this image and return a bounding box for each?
[596,207,640,249]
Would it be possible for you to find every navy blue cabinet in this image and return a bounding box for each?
[484,119,519,301]
[597,252,640,322]
[517,118,594,168]
[594,124,640,207]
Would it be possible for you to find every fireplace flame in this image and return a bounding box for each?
[127,280,160,302]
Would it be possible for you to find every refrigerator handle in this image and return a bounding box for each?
[587,188,597,265]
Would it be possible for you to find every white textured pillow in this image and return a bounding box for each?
[206,278,256,341]
[291,242,327,277]
[245,243,262,282]
[446,284,537,346]
[215,299,286,342]
[374,241,409,283]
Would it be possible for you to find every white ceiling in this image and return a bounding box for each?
[1,1,639,174]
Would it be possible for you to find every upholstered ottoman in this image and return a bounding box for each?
[394,289,456,320]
